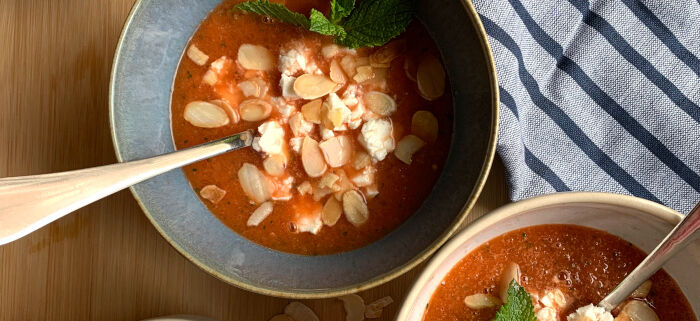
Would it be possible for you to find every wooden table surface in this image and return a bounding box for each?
[0,1,509,320]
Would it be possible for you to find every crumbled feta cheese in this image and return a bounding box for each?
[278,48,307,75]
[297,211,322,234]
[342,84,360,107]
[566,304,613,321]
[257,121,285,156]
[289,137,303,153]
[364,184,379,199]
[358,118,394,161]
[289,112,313,137]
[541,289,567,309]
[271,97,296,119]
[280,74,299,99]
[351,166,375,187]
[304,61,323,75]
[348,102,366,130]
[321,128,335,140]
[270,175,295,201]
[210,56,228,73]
[252,137,261,152]
[537,307,558,321]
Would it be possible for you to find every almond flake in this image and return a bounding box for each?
[394,135,425,165]
[247,201,273,226]
[239,99,273,122]
[365,296,393,319]
[322,197,342,226]
[293,74,338,100]
[343,190,369,227]
[199,185,226,204]
[364,91,396,116]
[237,44,274,71]
[339,294,365,321]
[464,294,501,309]
[186,44,209,66]
[416,54,446,100]
[411,111,438,143]
[183,101,230,128]
[284,302,320,321]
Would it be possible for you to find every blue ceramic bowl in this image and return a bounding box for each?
[109,0,498,298]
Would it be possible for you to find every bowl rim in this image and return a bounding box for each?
[395,191,685,320]
[108,0,500,298]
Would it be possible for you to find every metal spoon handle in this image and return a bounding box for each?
[0,130,252,246]
[599,201,700,310]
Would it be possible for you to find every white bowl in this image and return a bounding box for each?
[397,192,700,320]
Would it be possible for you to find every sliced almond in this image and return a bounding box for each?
[239,99,273,122]
[364,91,397,116]
[403,55,417,82]
[237,44,273,71]
[238,79,261,97]
[340,55,358,78]
[394,135,425,165]
[343,190,369,227]
[416,54,446,100]
[293,74,338,100]
[183,101,230,128]
[319,135,353,168]
[313,186,333,202]
[499,262,522,303]
[209,99,240,124]
[289,112,313,137]
[330,59,348,84]
[247,201,273,226]
[352,151,371,170]
[411,111,438,143]
[353,66,375,83]
[619,300,659,321]
[284,302,320,321]
[370,40,404,68]
[263,154,286,176]
[319,173,340,189]
[301,99,323,124]
[333,169,355,200]
[186,44,209,66]
[322,197,342,226]
[238,163,272,203]
[297,181,313,195]
[464,294,501,309]
[269,315,294,321]
[339,294,365,321]
[365,296,393,319]
[199,185,226,204]
[630,280,652,299]
[301,137,328,177]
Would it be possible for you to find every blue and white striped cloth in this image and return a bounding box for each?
[472,0,700,213]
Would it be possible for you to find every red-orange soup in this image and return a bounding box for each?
[423,225,696,321]
[170,0,452,255]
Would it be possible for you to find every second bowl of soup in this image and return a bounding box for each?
[397,192,699,321]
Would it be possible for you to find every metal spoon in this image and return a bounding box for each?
[598,200,700,311]
[0,130,253,246]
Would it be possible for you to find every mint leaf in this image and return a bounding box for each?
[235,0,310,29]
[330,0,355,24]
[493,281,537,321]
[335,0,416,48]
[310,9,347,37]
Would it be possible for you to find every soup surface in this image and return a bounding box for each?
[424,224,696,321]
[171,0,452,255]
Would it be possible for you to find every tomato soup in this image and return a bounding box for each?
[424,225,696,321]
[170,0,452,255]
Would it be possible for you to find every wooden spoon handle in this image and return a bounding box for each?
[0,130,252,245]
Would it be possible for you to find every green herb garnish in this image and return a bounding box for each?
[493,281,537,321]
[234,0,416,48]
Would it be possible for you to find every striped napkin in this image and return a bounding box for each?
[472,0,700,213]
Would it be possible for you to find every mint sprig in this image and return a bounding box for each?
[234,0,310,28]
[493,281,537,321]
[234,0,416,48]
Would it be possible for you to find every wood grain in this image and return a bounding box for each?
[0,0,509,320]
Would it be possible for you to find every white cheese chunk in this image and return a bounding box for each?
[257,121,285,156]
[280,74,299,99]
[278,48,307,75]
[296,211,322,234]
[289,112,313,137]
[289,137,303,153]
[566,304,613,321]
[271,97,296,119]
[358,118,395,161]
